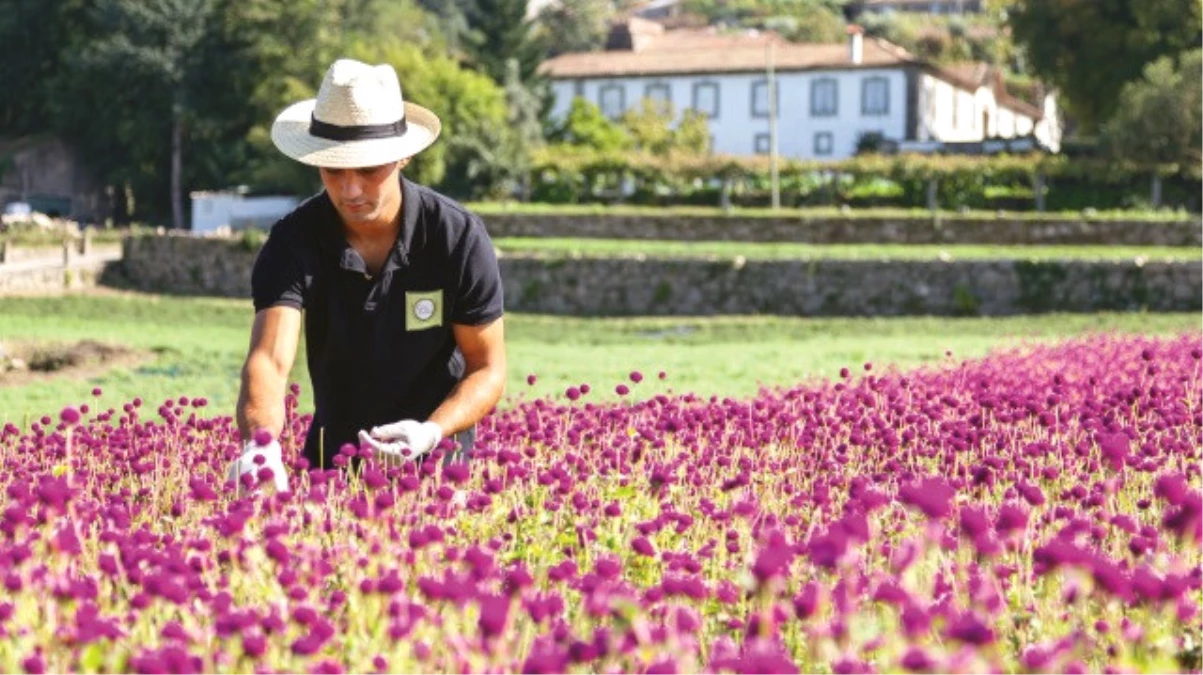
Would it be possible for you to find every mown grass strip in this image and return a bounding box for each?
[492,237,1201,261]
[470,202,1199,222]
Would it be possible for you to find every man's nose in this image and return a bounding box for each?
[339,175,363,199]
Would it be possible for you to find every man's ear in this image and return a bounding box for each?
[397,157,412,171]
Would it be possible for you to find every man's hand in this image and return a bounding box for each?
[359,420,442,461]
[226,438,290,495]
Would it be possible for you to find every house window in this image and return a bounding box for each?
[862,77,889,116]
[754,133,771,154]
[811,78,838,117]
[693,82,720,119]
[645,83,671,106]
[751,80,777,118]
[599,84,625,119]
[814,131,834,156]
[573,80,585,98]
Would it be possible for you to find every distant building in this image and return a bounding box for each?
[189,190,298,235]
[630,0,684,21]
[858,0,983,14]
[539,19,1059,160]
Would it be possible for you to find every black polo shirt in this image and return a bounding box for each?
[251,176,504,469]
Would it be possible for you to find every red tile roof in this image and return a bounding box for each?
[539,29,917,78]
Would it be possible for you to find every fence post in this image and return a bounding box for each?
[62,240,71,266]
[926,178,939,211]
[80,228,93,256]
[0,241,7,264]
[720,177,732,212]
[1033,171,1046,212]
[1150,172,1162,209]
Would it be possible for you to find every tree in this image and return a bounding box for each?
[1101,50,1202,168]
[52,0,218,228]
[550,98,632,152]
[1008,0,1202,130]
[534,0,615,57]
[0,0,91,135]
[462,0,544,84]
[622,100,713,154]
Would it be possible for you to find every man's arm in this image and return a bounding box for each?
[236,306,302,441]
[427,316,506,437]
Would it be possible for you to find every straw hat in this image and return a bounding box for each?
[271,59,441,168]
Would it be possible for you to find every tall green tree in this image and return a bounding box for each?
[1008,0,1202,130]
[534,0,615,57]
[53,0,218,228]
[0,0,91,135]
[461,0,544,84]
[1101,49,1202,168]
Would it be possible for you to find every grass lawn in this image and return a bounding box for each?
[492,238,1201,261]
[468,203,1199,222]
[0,290,1198,426]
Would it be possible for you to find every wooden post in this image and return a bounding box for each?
[62,241,71,266]
[926,178,939,211]
[1034,171,1046,212]
[80,228,93,256]
[1150,172,1162,209]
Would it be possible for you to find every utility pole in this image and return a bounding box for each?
[767,42,780,210]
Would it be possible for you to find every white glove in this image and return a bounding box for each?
[226,439,289,495]
[358,420,442,462]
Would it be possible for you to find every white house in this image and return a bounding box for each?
[189,190,299,235]
[859,0,983,14]
[539,19,1060,160]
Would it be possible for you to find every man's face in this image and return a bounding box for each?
[319,161,402,225]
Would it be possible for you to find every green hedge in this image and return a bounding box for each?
[528,147,1202,212]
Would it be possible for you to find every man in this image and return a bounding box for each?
[228,59,506,493]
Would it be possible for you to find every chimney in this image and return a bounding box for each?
[847,24,864,65]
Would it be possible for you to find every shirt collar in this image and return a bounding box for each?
[317,173,420,273]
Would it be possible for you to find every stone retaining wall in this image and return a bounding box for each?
[0,251,122,295]
[481,213,1203,246]
[118,235,1201,316]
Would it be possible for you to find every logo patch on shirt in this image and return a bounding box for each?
[406,290,443,331]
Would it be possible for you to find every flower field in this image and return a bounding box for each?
[0,333,1200,674]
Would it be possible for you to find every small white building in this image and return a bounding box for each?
[539,19,1060,160]
[189,190,299,235]
[859,0,983,14]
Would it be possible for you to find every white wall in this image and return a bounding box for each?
[550,68,909,160]
[1036,94,1062,152]
[190,194,299,234]
[550,68,1054,157]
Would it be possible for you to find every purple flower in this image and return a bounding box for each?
[945,612,995,645]
[1096,431,1129,470]
[751,543,794,583]
[806,529,847,569]
[60,406,81,425]
[900,647,935,672]
[995,503,1029,535]
[631,537,656,557]
[899,477,954,520]
[793,582,820,619]
[477,593,510,640]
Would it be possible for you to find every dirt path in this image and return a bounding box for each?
[0,340,155,388]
